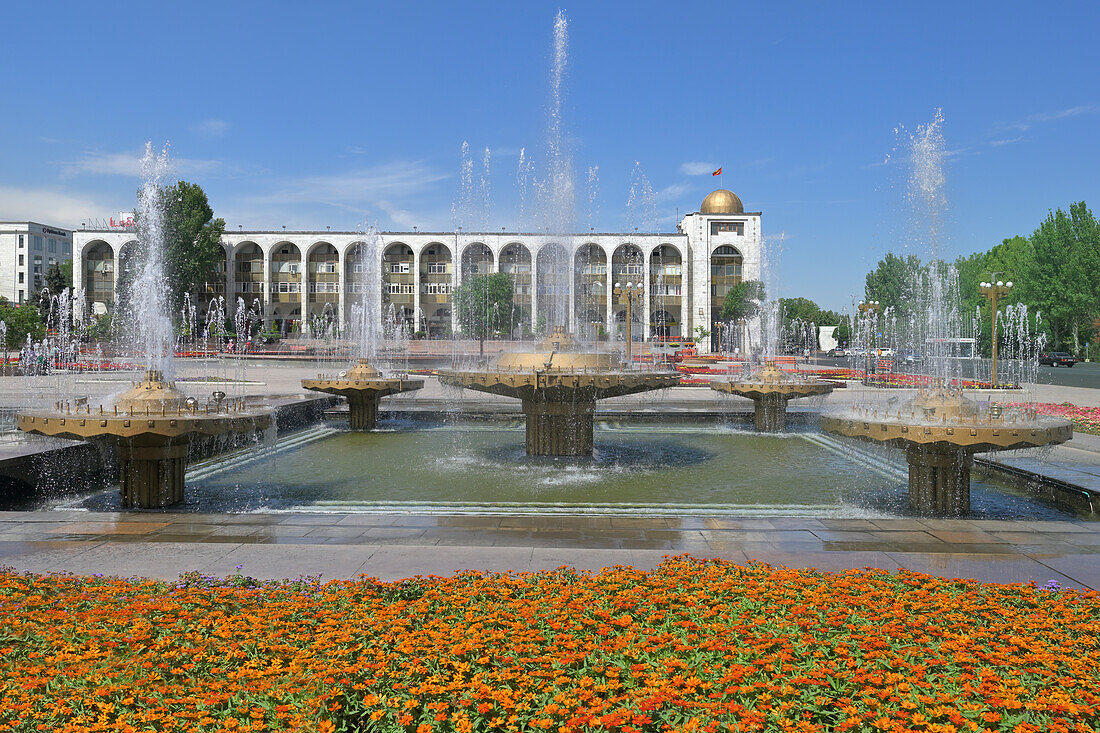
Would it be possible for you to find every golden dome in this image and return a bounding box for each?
[700,189,744,215]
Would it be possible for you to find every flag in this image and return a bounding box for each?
[712,167,722,176]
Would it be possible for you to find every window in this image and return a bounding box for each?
[711,263,742,278]
[17,290,23,302]
[661,264,681,276]
[423,283,452,295]
[314,262,336,274]
[48,239,57,253]
[18,272,24,283]
[272,281,301,293]
[427,262,448,274]
[389,262,410,274]
[33,236,43,250]
[615,264,642,276]
[18,254,23,266]
[309,282,338,293]
[387,283,413,294]
[18,235,24,248]
[655,284,681,296]
[711,221,745,235]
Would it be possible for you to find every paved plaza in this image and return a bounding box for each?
[1,360,1098,588]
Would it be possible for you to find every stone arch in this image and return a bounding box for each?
[710,244,745,350]
[536,242,570,334]
[460,242,494,280]
[573,243,607,340]
[269,242,303,310]
[420,242,453,337]
[233,242,264,304]
[649,244,683,340]
[382,243,414,324]
[82,240,115,308]
[307,242,339,318]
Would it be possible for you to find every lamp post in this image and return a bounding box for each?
[857,300,880,385]
[979,279,1013,387]
[614,281,644,366]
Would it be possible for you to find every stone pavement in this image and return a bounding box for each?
[1,511,1097,590]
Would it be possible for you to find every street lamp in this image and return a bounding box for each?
[857,300,880,384]
[614,281,644,366]
[979,279,1013,387]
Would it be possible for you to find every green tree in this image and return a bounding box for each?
[1020,202,1100,353]
[719,280,765,322]
[0,297,45,349]
[37,263,69,321]
[864,252,923,322]
[453,273,524,354]
[125,181,226,315]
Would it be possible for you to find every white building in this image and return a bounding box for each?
[0,222,73,305]
[70,188,761,353]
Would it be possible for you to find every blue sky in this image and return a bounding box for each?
[1,0,1097,311]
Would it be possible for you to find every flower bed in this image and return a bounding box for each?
[1005,402,1100,436]
[1,558,1097,732]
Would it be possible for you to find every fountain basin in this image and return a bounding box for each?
[301,359,424,430]
[438,333,678,456]
[16,370,271,508]
[710,362,833,431]
[821,388,1072,515]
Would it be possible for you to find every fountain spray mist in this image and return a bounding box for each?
[126,142,175,378]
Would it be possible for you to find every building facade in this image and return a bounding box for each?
[0,222,73,305]
[69,189,760,353]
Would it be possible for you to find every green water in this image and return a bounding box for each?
[162,422,1072,519]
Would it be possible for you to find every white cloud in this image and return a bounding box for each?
[657,182,691,200]
[990,136,1024,147]
[250,161,449,209]
[192,119,229,138]
[990,104,1097,136]
[0,186,114,228]
[679,161,719,176]
[59,149,239,179]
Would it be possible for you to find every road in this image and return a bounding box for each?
[808,356,1100,389]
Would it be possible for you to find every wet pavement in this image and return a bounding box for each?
[1,510,1097,590]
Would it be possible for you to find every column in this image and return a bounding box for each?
[224,248,233,315]
[300,246,308,337]
[337,244,346,332]
[530,247,539,335]
[261,246,272,329]
[567,241,576,335]
[412,247,422,334]
[605,255,614,337]
[642,255,652,342]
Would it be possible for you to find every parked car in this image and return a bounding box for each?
[1039,351,1079,367]
[896,349,923,365]
[827,347,849,358]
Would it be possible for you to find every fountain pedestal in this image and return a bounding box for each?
[16,370,271,509]
[439,331,679,457]
[906,444,971,515]
[524,399,595,456]
[301,360,424,431]
[119,437,189,508]
[711,361,833,433]
[821,388,1071,516]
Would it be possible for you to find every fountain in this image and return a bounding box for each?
[301,361,423,430]
[822,389,1070,514]
[439,328,678,456]
[301,224,423,428]
[711,360,833,431]
[15,143,272,508]
[822,111,1072,515]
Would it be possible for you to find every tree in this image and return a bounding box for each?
[864,252,923,322]
[0,297,45,349]
[126,181,226,315]
[719,280,765,322]
[453,273,524,355]
[1020,202,1100,353]
[37,263,69,321]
